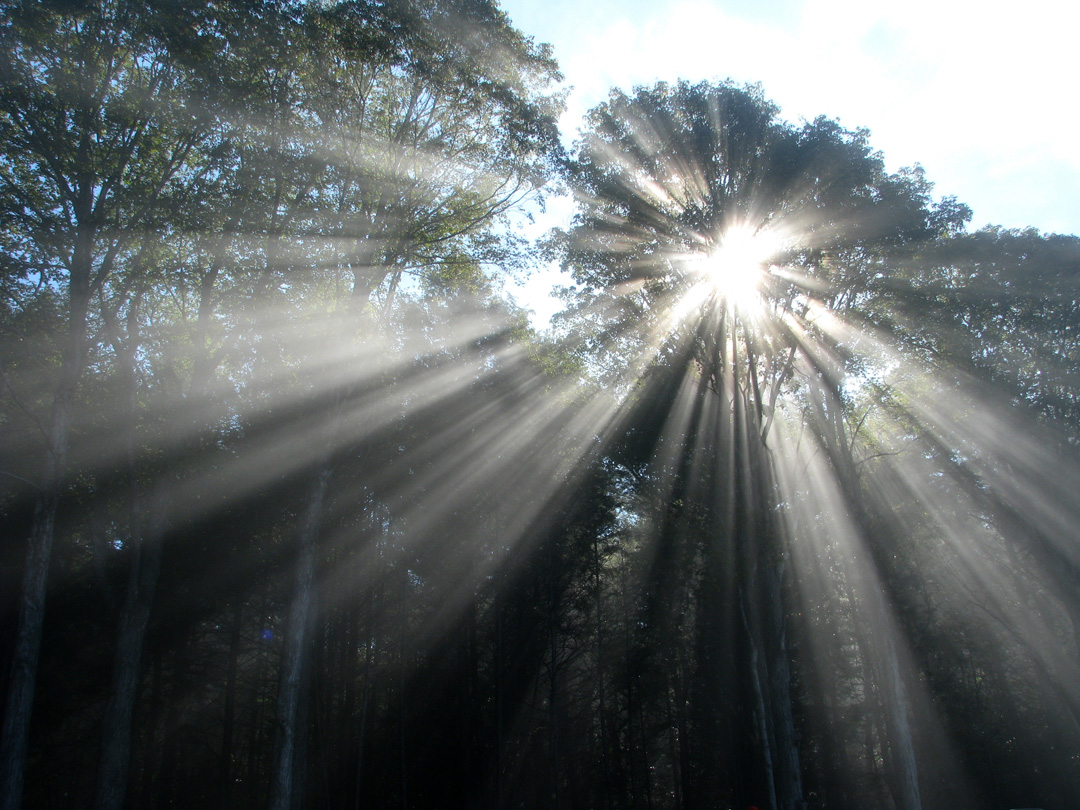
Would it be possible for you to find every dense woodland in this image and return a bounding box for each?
[1,2,1079,809]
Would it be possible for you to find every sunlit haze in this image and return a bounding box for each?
[2,3,1078,810]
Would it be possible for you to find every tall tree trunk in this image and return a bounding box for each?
[95,297,166,810]
[219,599,245,809]
[760,559,803,810]
[493,583,505,810]
[849,515,922,807]
[547,542,561,810]
[247,621,270,810]
[664,684,682,810]
[741,588,778,810]
[353,602,375,810]
[0,431,65,810]
[754,445,803,809]
[864,584,921,810]
[94,487,166,810]
[593,535,615,810]
[156,629,193,810]
[268,462,330,810]
[0,226,92,810]
[398,562,409,810]
[809,379,922,810]
[732,332,804,810]
[621,575,639,810]
[136,646,164,810]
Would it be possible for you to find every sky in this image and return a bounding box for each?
[497,0,1080,325]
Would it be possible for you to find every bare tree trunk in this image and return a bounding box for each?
[135,647,163,810]
[248,623,270,810]
[0,228,92,810]
[353,606,375,810]
[219,599,245,809]
[734,331,804,810]
[593,535,615,810]
[761,559,804,810]
[94,487,166,810]
[95,295,165,810]
[493,584,505,810]
[268,462,330,810]
[861,579,921,810]
[621,575,639,810]
[398,562,409,810]
[664,685,682,810]
[808,377,922,810]
[156,630,193,810]
[547,543,561,810]
[741,590,779,810]
[0,459,64,810]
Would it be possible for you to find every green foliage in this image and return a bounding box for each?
[862,227,1080,433]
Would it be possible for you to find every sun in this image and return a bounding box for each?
[694,225,777,309]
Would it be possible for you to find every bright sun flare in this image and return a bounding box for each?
[697,226,776,308]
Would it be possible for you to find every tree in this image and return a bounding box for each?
[0,3,234,805]
[558,80,950,810]
[253,4,564,807]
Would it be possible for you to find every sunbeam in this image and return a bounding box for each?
[2,9,1078,810]
[556,79,1080,810]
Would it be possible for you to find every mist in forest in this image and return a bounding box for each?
[1,3,1078,810]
